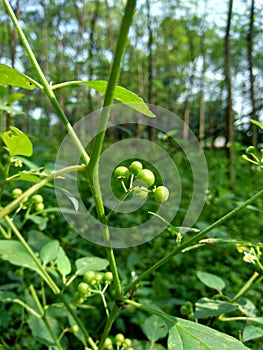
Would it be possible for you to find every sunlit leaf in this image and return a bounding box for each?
[0,64,35,90]
[77,80,155,118]
[2,126,33,157]
[250,119,263,130]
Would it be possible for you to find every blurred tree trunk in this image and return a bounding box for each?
[198,0,207,145]
[7,0,20,129]
[247,0,257,147]
[224,0,234,188]
[146,0,154,140]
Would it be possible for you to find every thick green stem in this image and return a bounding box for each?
[124,187,263,294]
[3,0,90,165]
[98,304,120,350]
[87,0,136,300]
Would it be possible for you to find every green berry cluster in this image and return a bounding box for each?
[73,271,113,304]
[103,333,133,350]
[32,194,45,212]
[113,160,169,203]
[11,189,45,212]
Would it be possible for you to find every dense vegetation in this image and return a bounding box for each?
[0,0,263,349]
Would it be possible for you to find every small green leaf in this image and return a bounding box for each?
[142,315,168,343]
[28,215,48,231]
[57,247,71,277]
[2,126,33,157]
[0,64,35,90]
[83,80,156,118]
[168,318,250,350]
[250,119,263,130]
[75,256,109,275]
[242,326,263,342]
[194,298,238,319]
[0,240,41,273]
[40,240,60,265]
[243,325,263,342]
[197,271,225,291]
[6,92,25,104]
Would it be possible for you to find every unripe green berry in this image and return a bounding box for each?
[32,194,43,204]
[154,186,169,203]
[136,169,155,187]
[12,188,22,198]
[72,293,85,305]
[95,272,104,284]
[130,161,143,174]
[115,333,125,344]
[104,337,113,349]
[104,271,113,283]
[114,166,130,179]
[35,203,45,212]
[134,186,148,200]
[84,271,96,284]
[124,338,132,347]
[70,325,79,334]
[77,282,90,296]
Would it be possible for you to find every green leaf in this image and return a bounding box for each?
[84,80,156,118]
[57,247,71,277]
[6,92,25,104]
[194,298,239,319]
[2,126,33,157]
[168,318,250,350]
[250,119,263,130]
[0,240,41,273]
[28,215,48,231]
[197,271,225,291]
[243,325,263,342]
[130,340,166,350]
[40,240,60,265]
[0,64,35,90]
[0,105,24,115]
[28,230,51,251]
[142,315,168,343]
[75,256,109,275]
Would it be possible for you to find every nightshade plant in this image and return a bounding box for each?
[0,0,263,349]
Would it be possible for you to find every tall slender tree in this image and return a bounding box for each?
[247,0,257,147]
[225,0,234,188]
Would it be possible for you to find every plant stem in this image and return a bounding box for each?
[0,164,85,221]
[98,304,120,350]
[5,215,60,295]
[59,293,97,350]
[231,272,259,302]
[3,0,90,165]
[29,285,63,350]
[87,0,136,300]
[124,187,263,294]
